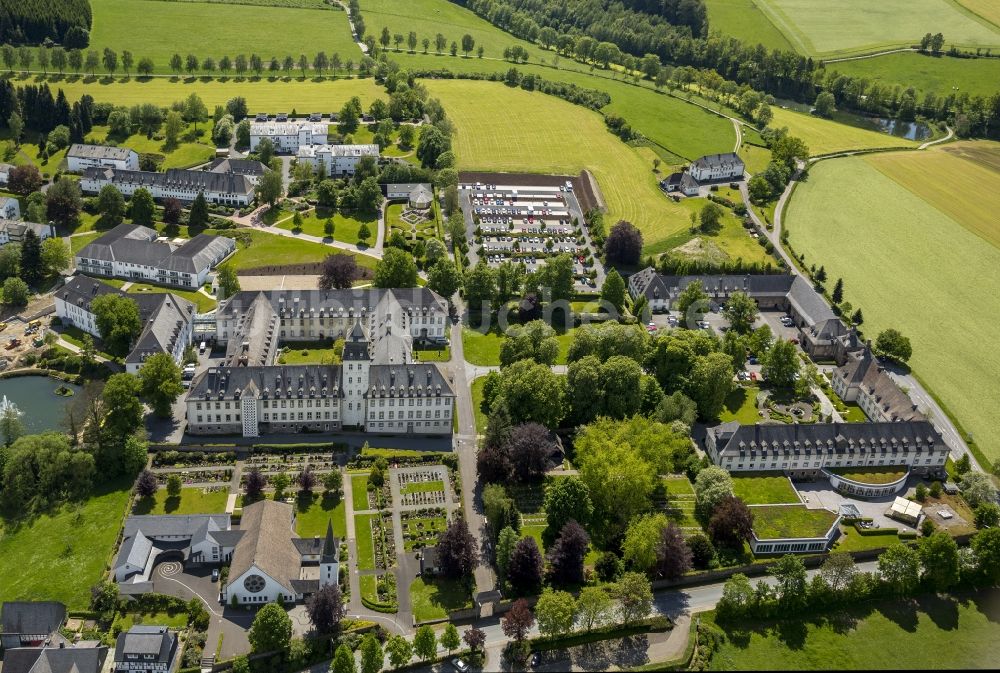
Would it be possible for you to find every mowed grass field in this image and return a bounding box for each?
[785,154,1000,463]
[424,79,700,251]
[755,0,1000,57]
[866,141,1000,249]
[769,107,917,155]
[828,52,1000,100]
[358,0,540,61]
[396,52,736,161]
[0,484,131,610]
[708,590,1000,670]
[89,0,360,74]
[958,0,1000,28]
[704,0,794,51]
[44,75,384,111]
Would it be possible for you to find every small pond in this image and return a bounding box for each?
[774,98,933,141]
[0,376,81,434]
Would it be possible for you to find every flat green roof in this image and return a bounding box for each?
[828,466,908,485]
[752,505,839,540]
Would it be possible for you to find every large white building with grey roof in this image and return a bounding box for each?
[249,121,327,152]
[689,152,745,182]
[80,167,254,207]
[74,224,235,288]
[186,288,454,437]
[54,275,195,374]
[67,143,139,172]
[296,144,379,176]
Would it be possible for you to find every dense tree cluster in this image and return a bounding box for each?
[0,0,91,46]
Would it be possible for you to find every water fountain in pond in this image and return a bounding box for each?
[0,394,22,417]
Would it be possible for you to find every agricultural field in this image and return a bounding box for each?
[958,0,1000,28]
[769,107,918,155]
[397,51,736,161]
[753,0,1000,57]
[0,483,131,610]
[784,154,1000,464]
[704,0,794,51]
[707,590,1000,670]
[88,0,360,74]
[828,52,1000,100]
[424,79,702,253]
[358,0,540,61]
[47,77,384,112]
[867,142,1000,249]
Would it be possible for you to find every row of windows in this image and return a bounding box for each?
[756,541,825,553]
[727,455,943,470]
[263,411,338,421]
[371,421,446,429]
[371,410,446,420]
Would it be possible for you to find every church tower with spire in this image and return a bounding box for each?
[319,519,340,589]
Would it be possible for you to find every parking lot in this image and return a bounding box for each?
[460,180,604,292]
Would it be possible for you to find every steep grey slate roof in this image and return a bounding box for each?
[835,345,924,422]
[786,275,836,325]
[368,364,454,397]
[208,158,268,177]
[217,288,447,320]
[76,224,160,263]
[691,152,744,172]
[1,602,66,636]
[2,647,107,673]
[68,144,135,161]
[0,219,55,239]
[158,235,235,274]
[125,293,196,366]
[710,421,943,459]
[228,500,300,594]
[190,364,343,401]
[114,626,175,664]
[82,167,253,197]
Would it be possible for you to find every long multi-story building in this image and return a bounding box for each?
[296,144,379,176]
[832,343,925,423]
[67,144,140,172]
[186,288,454,437]
[80,167,255,207]
[74,224,235,289]
[249,121,328,152]
[628,268,862,363]
[54,275,195,374]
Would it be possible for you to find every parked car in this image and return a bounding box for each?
[211,568,220,582]
[254,113,268,122]
[530,653,541,668]
[451,659,469,673]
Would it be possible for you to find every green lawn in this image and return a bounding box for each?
[112,610,189,633]
[732,474,799,505]
[214,229,378,273]
[351,475,370,512]
[354,513,377,570]
[70,232,102,253]
[662,475,695,496]
[86,124,213,169]
[704,0,795,51]
[750,505,838,540]
[87,0,361,74]
[295,491,347,539]
[127,283,217,313]
[278,340,343,365]
[359,573,378,602]
[471,376,488,434]
[828,467,908,485]
[400,480,444,495]
[751,0,1000,57]
[276,207,375,247]
[785,155,1000,464]
[718,386,762,424]
[833,527,904,552]
[133,487,229,515]
[413,345,451,362]
[708,590,1000,669]
[0,482,131,610]
[828,51,1000,100]
[424,79,726,253]
[521,523,547,554]
[461,326,504,366]
[47,77,385,112]
[409,575,473,623]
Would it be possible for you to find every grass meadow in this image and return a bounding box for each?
[395,51,737,161]
[703,0,794,51]
[708,590,1000,670]
[212,229,378,273]
[424,79,703,252]
[39,76,384,112]
[785,154,1000,464]
[358,0,540,61]
[769,107,917,155]
[88,0,360,74]
[828,52,1000,100]
[0,482,131,609]
[732,474,798,505]
[133,487,229,515]
[754,0,1000,57]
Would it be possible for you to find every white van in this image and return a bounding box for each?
[199,341,207,355]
